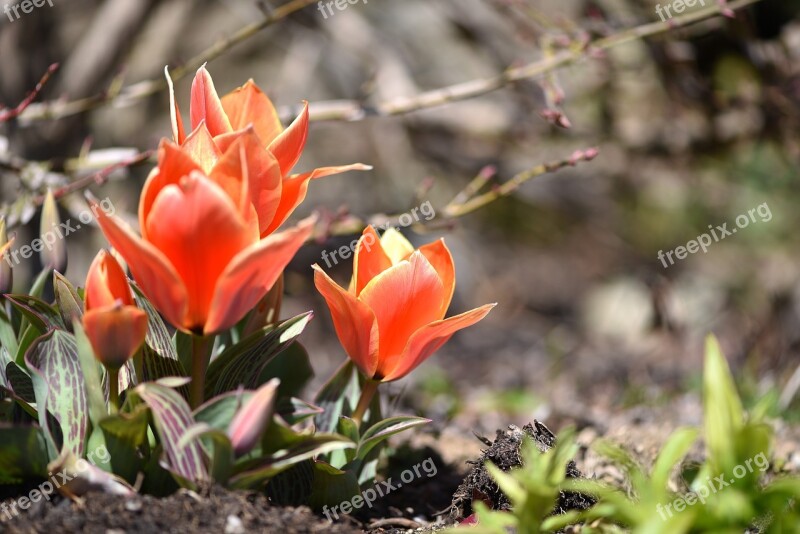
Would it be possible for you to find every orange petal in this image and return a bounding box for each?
[220,79,283,146]
[91,199,187,330]
[190,66,232,137]
[352,226,392,296]
[182,121,222,175]
[83,306,148,370]
[380,303,496,382]
[204,216,315,334]
[417,239,455,317]
[165,66,186,144]
[144,172,253,332]
[210,127,282,235]
[359,252,446,367]
[264,163,371,236]
[85,250,133,309]
[139,141,203,240]
[313,264,379,378]
[267,101,308,176]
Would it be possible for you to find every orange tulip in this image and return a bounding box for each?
[82,250,147,370]
[313,227,495,382]
[166,65,370,236]
[92,139,315,335]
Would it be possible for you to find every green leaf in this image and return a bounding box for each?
[0,305,19,356]
[6,360,35,403]
[356,416,431,461]
[194,389,249,432]
[307,460,360,511]
[337,416,359,463]
[95,404,150,481]
[141,344,189,398]
[132,381,208,485]
[132,284,181,363]
[53,271,83,328]
[0,425,53,482]
[258,341,313,399]
[206,312,312,397]
[314,360,358,434]
[229,431,355,489]
[275,397,323,426]
[703,335,744,474]
[179,423,234,484]
[25,329,88,457]
[73,320,108,426]
[650,427,699,491]
[6,294,63,332]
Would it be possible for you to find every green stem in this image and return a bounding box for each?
[108,367,119,415]
[352,379,380,427]
[190,335,211,409]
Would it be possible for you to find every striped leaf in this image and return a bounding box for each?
[133,381,208,485]
[6,294,64,332]
[206,312,312,397]
[0,425,53,483]
[25,329,88,458]
[132,284,181,363]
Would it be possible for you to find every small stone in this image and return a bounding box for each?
[124,499,142,512]
[225,514,245,534]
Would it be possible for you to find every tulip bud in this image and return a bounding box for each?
[82,250,147,370]
[40,189,67,273]
[54,271,83,326]
[0,219,13,294]
[228,379,279,457]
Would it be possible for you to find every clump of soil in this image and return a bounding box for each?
[3,485,361,534]
[449,421,596,522]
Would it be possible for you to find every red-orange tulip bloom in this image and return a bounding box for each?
[82,250,148,370]
[166,66,370,236]
[313,227,495,382]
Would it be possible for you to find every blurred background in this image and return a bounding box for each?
[2,0,800,440]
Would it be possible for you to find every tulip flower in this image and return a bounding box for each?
[166,65,370,237]
[313,227,495,384]
[82,250,148,410]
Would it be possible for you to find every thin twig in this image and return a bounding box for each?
[17,0,318,122]
[283,0,762,122]
[17,0,761,124]
[31,149,155,206]
[0,64,59,123]
[443,147,599,218]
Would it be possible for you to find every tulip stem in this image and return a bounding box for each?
[190,335,211,409]
[108,368,119,415]
[352,379,380,427]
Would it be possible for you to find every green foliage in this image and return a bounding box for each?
[450,335,800,533]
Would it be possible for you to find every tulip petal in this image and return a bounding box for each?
[228,379,279,457]
[264,163,371,236]
[204,216,315,334]
[380,303,496,382]
[165,66,186,144]
[190,66,232,137]
[267,101,308,176]
[145,172,253,332]
[211,127,282,235]
[139,141,203,240]
[83,306,148,370]
[91,197,187,330]
[352,226,392,296]
[85,250,134,309]
[380,228,414,264]
[183,121,222,175]
[220,79,283,146]
[313,264,379,378]
[417,239,455,317]
[359,251,446,365]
